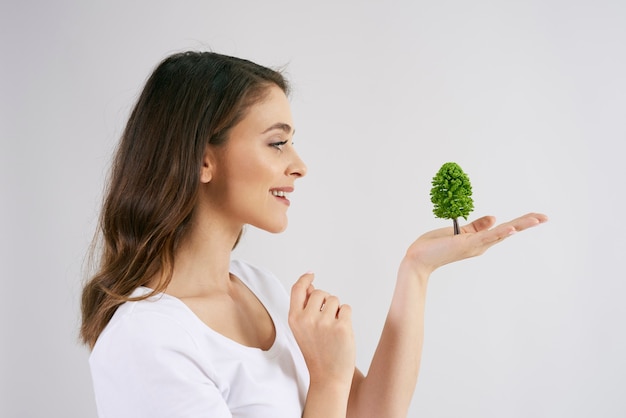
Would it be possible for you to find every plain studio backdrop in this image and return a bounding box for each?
[1,0,624,417]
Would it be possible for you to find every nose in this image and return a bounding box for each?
[288,148,307,178]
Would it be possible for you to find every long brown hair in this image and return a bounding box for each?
[81,51,289,348]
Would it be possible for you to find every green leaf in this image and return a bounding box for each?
[430,162,474,220]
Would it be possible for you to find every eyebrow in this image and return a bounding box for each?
[262,122,294,135]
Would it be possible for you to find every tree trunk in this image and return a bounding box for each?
[453,218,460,235]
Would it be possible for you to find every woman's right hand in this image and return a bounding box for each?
[288,273,355,388]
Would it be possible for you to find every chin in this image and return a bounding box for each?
[256,219,289,234]
[267,223,288,234]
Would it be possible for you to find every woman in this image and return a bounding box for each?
[81,51,547,418]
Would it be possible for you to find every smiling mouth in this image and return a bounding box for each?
[270,189,292,206]
[271,190,290,198]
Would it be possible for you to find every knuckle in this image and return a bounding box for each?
[325,295,339,304]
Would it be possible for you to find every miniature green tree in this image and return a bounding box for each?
[430,162,474,235]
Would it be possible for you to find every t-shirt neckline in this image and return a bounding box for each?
[133,265,284,357]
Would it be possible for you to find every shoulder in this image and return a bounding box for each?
[90,292,220,396]
[89,293,230,418]
[92,290,202,360]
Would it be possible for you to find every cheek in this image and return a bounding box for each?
[226,160,273,200]
[215,147,279,201]
[237,154,277,184]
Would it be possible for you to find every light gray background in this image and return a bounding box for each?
[2,0,625,417]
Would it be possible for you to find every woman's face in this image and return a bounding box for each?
[203,85,307,234]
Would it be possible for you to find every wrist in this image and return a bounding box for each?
[304,379,351,418]
[399,255,432,286]
[309,371,353,395]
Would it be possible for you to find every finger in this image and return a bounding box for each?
[304,283,315,307]
[483,213,546,243]
[479,223,518,246]
[290,272,315,311]
[337,304,352,321]
[462,215,496,234]
[506,212,548,232]
[422,215,495,239]
[321,295,341,316]
[477,213,548,247]
[305,289,330,313]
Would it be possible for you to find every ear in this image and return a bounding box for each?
[200,146,215,183]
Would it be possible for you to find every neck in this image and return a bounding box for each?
[159,214,243,297]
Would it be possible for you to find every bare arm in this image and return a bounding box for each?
[347,213,548,418]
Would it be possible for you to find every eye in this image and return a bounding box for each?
[270,140,288,151]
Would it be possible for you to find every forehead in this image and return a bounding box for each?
[237,85,293,134]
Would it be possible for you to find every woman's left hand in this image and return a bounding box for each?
[403,212,548,278]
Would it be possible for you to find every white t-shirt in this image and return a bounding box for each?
[89,260,310,418]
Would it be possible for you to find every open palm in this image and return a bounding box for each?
[405,213,548,276]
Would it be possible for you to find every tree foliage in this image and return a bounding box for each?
[430,162,474,221]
